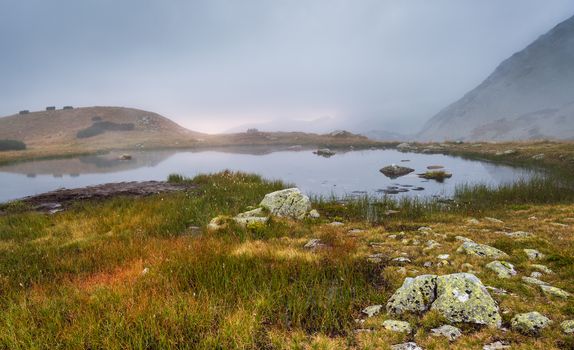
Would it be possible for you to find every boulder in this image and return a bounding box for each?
[386,275,437,315]
[485,261,517,278]
[430,325,462,341]
[511,312,552,336]
[259,188,312,220]
[380,165,415,179]
[561,320,574,334]
[383,320,412,333]
[431,273,502,328]
[524,249,544,260]
[521,276,548,286]
[531,264,553,274]
[457,241,508,259]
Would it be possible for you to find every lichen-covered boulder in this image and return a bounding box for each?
[561,320,574,334]
[521,276,548,286]
[485,261,517,278]
[540,285,571,299]
[430,325,462,341]
[511,311,552,336]
[383,319,412,333]
[233,208,269,227]
[259,188,312,220]
[457,241,508,259]
[431,273,502,328]
[386,275,437,315]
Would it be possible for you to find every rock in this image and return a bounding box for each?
[455,236,474,243]
[424,240,441,250]
[380,165,415,179]
[260,188,312,220]
[391,342,423,350]
[207,216,228,232]
[511,311,552,336]
[504,231,532,238]
[431,273,502,328]
[485,261,517,278]
[423,261,433,268]
[530,271,542,278]
[396,143,412,151]
[524,249,544,260]
[532,153,545,160]
[314,148,336,157]
[430,325,462,341]
[521,276,548,286]
[531,264,553,274]
[348,228,365,235]
[484,217,504,224]
[467,218,480,225]
[308,209,320,219]
[233,208,269,227]
[561,320,574,334]
[495,150,516,156]
[437,254,450,260]
[383,320,412,333]
[427,165,445,170]
[362,305,382,318]
[392,257,412,264]
[329,221,344,227]
[540,285,571,298]
[303,239,323,249]
[386,275,438,315]
[461,263,474,271]
[457,241,508,259]
[486,286,509,295]
[141,267,149,275]
[483,341,511,350]
[118,153,132,160]
[418,226,432,232]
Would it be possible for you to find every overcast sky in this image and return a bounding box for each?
[1,1,573,134]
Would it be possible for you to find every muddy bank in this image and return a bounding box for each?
[8,181,192,213]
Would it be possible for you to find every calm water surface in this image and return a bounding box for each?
[0,148,537,202]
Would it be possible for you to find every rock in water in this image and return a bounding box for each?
[431,273,502,328]
[457,241,509,259]
[511,312,552,336]
[259,188,312,220]
[380,165,415,178]
[386,275,437,315]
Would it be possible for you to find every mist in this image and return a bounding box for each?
[1,0,573,134]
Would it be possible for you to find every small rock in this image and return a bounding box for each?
[522,276,548,286]
[528,216,538,221]
[457,241,508,259]
[329,221,344,227]
[483,341,511,350]
[207,216,228,232]
[455,236,474,243]
[467,218,480,225]
[383,319,412,333]
[424,240,441,250]
[418,226,432,232]
[233,208,269,227]
[461,263,474,271]
[385,210,401,215]
[484,217,504,224]
[530,271,542,278]
[524,249,544,260]
[540,285,571,299]
[308,209,320,219]
[391,342,422,350]
[304,239,323,249]
[437,254,450,260]
[392,257,412,264]
[423,261,433,268]
[511,311,552,336]
[486,286,509,295]
[361,305,382,318]
[430,325,462,341]
[531,264,553,274]
[504,231,532,238]
[141,267,149,275]
[486,261,517,279]
[561,320,574,334]
[532,153,545,160]
[348,228,365,235]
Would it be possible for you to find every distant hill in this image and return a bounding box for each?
[419,14,574,141]
[0,106,204,151]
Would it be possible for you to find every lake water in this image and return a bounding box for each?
[0,147,537,203]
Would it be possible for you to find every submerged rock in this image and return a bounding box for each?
[383,320,412,333]
[430,325,462,341]
[380,165,415,179]
[457,241,508,259]
[511,311,552,336]
[313,148,336,157]
[259,188,312,220]
[432,273,501,328]
[485,261,517,279]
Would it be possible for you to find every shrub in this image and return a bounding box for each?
[0,139,26,151]
[77,121,135,138]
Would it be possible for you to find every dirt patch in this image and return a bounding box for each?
[17,181,192,213]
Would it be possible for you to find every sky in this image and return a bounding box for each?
[1,1,573,134]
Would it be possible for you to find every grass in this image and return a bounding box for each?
[1,170,574,349]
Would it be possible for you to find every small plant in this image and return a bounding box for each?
[167,173,186,183]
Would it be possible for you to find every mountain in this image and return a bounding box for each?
[0,106,204,151]
[359,129,409,142]
[419,15,574,141]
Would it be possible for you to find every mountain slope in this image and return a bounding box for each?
[0,106,204,150]
[419,15,574,141]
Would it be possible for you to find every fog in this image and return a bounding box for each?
[1,0,573,134]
